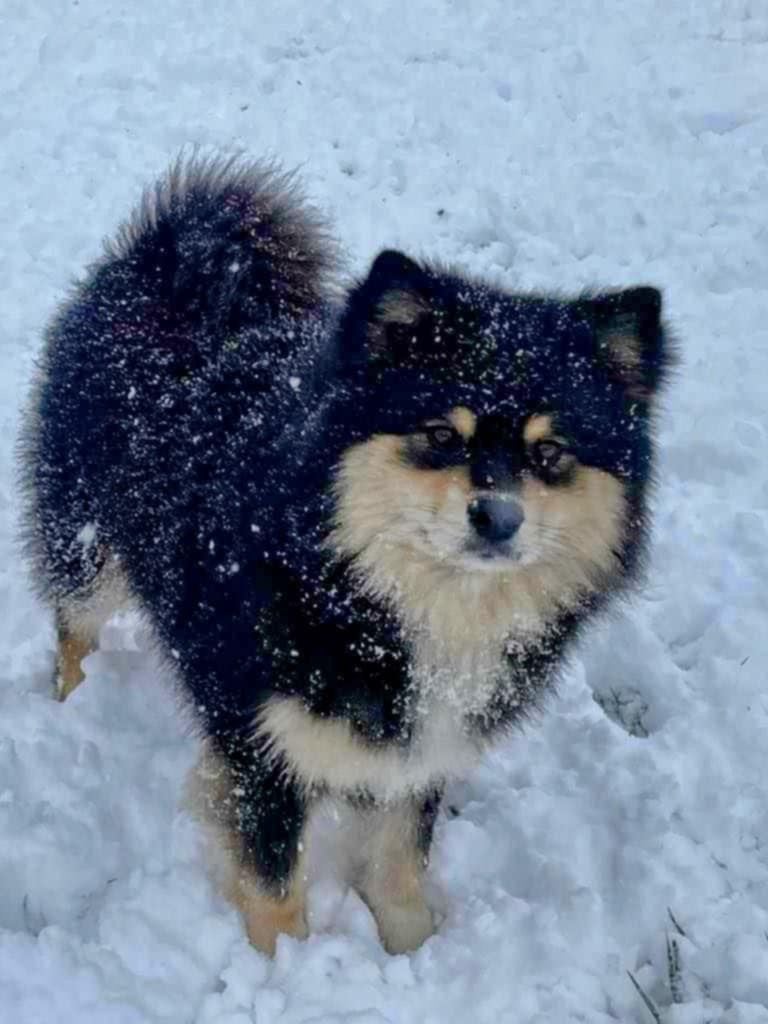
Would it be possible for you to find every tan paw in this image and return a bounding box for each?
[373,899,435,954]
[240,889,308,956]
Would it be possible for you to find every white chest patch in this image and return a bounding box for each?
[252,634,513,801]
[254,692,484,801]
[253,542,558,800]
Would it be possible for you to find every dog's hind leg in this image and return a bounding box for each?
[52,552,132,701]
[54,607,97,701]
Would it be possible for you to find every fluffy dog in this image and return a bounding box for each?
[19,154,673,954]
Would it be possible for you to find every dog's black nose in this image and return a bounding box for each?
[468,496,524,543]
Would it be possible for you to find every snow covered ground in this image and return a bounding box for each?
[1,1,767,1020]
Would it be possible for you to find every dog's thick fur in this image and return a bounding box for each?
[19,154,673,954]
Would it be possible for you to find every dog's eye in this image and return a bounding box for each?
[536,440,564,464]
[532,439,573,475]
[424,424,461,449]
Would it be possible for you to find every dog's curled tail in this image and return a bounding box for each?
[106,152,338,332]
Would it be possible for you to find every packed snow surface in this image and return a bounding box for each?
[1,1,767,1021]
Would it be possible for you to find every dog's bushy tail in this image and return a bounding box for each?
[104,152,337,333]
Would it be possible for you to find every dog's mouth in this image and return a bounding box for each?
[412,522,537,572]
[463,538,519,561]
[453,537,530,572]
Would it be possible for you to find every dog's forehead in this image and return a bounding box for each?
[454,289,577,343]
[448,357,556,420]
[445,315,603,425]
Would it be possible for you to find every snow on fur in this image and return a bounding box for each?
[1,1,767,1021]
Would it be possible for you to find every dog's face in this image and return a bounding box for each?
[330,251,672,618]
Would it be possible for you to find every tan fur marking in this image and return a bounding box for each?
[522,414,554,445]
[600,323,651,399]
[377,288,429,325]
[358,802,434,953]
[254,696,481,799]
[55,620,94,701]
[448,406,477,440]
[230,873,308,956]
[599,311,643,373]
[606,332,642,371]
[368,289,429,356]
[54,552,134,700]
[517,465,625,586]
[330,433,627,646]
[69,556,133,639]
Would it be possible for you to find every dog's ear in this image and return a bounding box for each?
[583,287,671,401]
[339,249,432,367]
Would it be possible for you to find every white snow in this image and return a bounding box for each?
[1,1,767,1021]
[76,522,98,548]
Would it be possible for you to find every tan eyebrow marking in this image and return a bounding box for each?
[448,406,477,440]
[523,414,554,445]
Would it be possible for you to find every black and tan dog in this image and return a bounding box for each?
[19,155,673,954]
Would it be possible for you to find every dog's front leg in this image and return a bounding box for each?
[357,788,442,954]
[194,736,310,955]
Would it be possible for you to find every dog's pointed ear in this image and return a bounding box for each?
[366,249,424,288]
[583,287,671,401]
[339,249,432,366]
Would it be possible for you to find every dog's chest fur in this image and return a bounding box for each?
[256,563,552,801]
